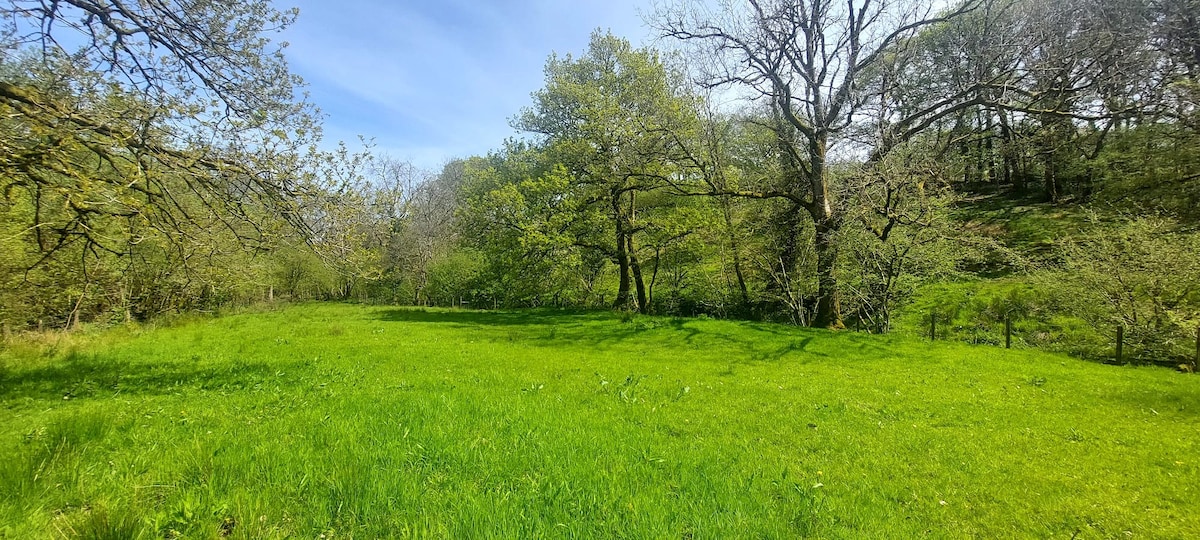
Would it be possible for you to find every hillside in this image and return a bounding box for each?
[1,303,1197,538]
[890,189,1199,367]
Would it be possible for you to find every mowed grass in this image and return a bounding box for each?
[1,304,1197,539]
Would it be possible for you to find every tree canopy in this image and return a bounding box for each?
[2,0,1197,364]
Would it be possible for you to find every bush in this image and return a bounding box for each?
[1046,216,1200,363]
[425,250,484,307]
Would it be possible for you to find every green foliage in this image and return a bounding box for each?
[0,4,319,330]
[1,304,1197,537]
[4,0,1200,368]
[424,250,484,307]
[838,141,965,332]
[1091,124,1200,217]
[507,30,704,313]
[1049,216,1200,362]
[459,147,593,306]
[272,248,340,300]
[900,280,1075,349]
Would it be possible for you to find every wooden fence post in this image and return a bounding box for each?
[1116,325,1124,364]
[930,310,936,341]
[1193,326,1199,372]
[1005,315,1012,349]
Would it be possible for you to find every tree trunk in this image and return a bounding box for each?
[973,108,986,186]
[998,110,1017,190]
[1043,151,1059,203]
[812,219,844,328]
[629,234,648,314]
[69,289,86,331]
[957,114,972,186]
[413,270,427,305]
[648,248,660,311]
[721,196,750,306]
[614,240,633,310]
[985,109,998,187]
[808,136,843,329]
[627,190,648,314]
[120,284,131,323]
[613,196,633,311]
[1041,113,1065,203]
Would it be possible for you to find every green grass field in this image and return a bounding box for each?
[1,304,1197,538]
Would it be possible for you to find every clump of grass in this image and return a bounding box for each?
[58,505,149,540]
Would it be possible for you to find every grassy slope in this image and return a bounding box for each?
[950,191,1096,257]
[1,303,1197,539]
[894,193,1111,355]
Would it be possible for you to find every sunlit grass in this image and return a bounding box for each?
[1,303,1197,538]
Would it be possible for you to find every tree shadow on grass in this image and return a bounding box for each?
[374,307,889,365]
[377,307,651,350]
[376,307,608,326]
[1109,383,1200,418]
[0,352,295,404]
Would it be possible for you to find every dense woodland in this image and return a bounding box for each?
[2,0,1198,364]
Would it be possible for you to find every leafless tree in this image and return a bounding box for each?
[656,0,991,327]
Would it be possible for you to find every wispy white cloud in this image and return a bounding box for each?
[277,0,653,169]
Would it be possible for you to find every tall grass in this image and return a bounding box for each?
[2,303,1197,538]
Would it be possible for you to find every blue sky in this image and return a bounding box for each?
[278,0,657,170]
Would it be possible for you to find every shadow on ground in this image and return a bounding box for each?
[376,308,608,326]
[0,352,299,403]
[375,308,891,364]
